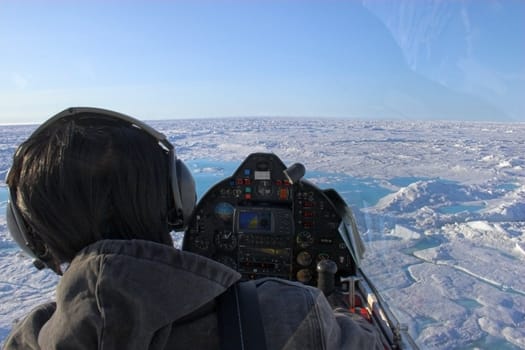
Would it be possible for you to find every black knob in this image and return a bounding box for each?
[317,259,338,296]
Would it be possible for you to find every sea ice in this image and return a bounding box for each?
[0,118,524,349]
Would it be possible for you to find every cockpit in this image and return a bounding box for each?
[182,152,364,288]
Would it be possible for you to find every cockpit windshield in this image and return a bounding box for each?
[0,1,523,349]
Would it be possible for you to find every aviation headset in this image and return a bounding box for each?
[6,107,196,269]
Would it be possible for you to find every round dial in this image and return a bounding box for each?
[296,268,313,283]
[214,230,237,251]
[215,202,234,222]
[296,251,312,267]
[296,231,314,248]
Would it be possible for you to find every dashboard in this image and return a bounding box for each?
[182,153,360,286]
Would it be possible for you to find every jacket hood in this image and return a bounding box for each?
[56,239,241,340]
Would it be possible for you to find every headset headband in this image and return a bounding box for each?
[28,107,189,226]
[32,107,173,152]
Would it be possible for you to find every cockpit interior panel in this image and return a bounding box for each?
[182,153,358,286]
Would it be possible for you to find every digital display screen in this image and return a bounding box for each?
[238,210,272,232]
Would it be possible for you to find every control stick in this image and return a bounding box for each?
[317,259,338,296]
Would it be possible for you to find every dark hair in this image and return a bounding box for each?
[6,115,174,263]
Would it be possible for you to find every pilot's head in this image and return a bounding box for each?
[6,107,196,274]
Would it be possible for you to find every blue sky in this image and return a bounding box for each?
[0,0,523,123]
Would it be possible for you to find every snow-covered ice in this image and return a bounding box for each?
[1,118,524,349]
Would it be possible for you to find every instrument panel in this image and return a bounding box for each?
[182,153,357,286]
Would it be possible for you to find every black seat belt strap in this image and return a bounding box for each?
[238,281,267,350]
[217,281,268,350]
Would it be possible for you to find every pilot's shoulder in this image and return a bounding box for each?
[3,302,57,349]
[253,277,323,306]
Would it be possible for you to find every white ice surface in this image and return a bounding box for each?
[1,118,524,349]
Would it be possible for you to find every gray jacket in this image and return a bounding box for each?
[4,240,383,349]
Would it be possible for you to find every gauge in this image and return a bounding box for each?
[296,231,314,248]
[215,202,234,222]
[296,269,313,283]
[214,230,237,251]
[216,255,237,270]
[296,251,312,267]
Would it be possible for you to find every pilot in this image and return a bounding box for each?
[4,107,383,349]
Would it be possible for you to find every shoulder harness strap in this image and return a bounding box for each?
[217,280,267,350]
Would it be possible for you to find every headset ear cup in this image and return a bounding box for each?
[6,189,36,259]
[6,188,62,274]
[171,158,196,229]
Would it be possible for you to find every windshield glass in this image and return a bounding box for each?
[0,1,524,349]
